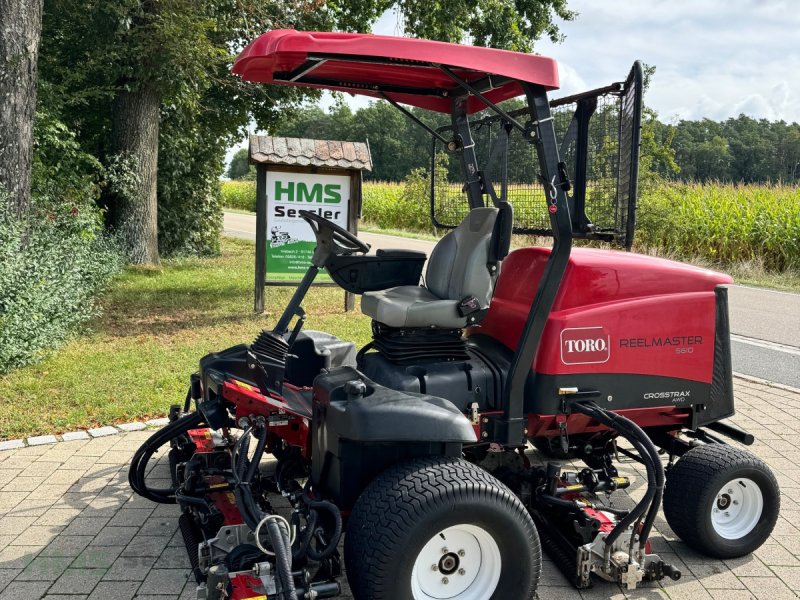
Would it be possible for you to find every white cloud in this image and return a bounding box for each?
[534,0,800,123]
[368,0,800,123]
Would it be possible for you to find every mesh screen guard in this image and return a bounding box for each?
[431,62,643,248]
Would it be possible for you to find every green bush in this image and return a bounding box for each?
[0,192,123,374]
[0,108,123,373]
[32,108,103,206]
[221,180,257,212]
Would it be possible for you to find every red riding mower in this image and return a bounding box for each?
[130,30,780,600]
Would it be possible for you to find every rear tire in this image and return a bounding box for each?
[344,456,541,600]
[663,443,779,558]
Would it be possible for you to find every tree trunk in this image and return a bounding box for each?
[0,0,43,217]
[111,84,160,265]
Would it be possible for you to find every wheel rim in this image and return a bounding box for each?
[410,524,501,600]
[710,477,764,540]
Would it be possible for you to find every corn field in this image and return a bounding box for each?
[221,179,799,272]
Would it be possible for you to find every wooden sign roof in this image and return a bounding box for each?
[249,135,372,171]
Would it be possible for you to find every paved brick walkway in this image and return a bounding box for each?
[1,376,799,599]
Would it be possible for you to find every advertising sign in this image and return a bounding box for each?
[266,171,351,281]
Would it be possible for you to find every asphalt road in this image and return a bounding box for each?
[224,211,800,388]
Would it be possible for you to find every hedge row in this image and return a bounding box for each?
[0,194,122,374]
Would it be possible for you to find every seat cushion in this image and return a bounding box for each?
[425,207,498,305]
[361,285,467,329]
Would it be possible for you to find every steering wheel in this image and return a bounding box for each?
[299,210,370,257]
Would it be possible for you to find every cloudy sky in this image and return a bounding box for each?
[372,0,800,124]
[227,1,799,164]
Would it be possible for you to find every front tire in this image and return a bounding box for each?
[663,443,779,558]
[344,456,541,600]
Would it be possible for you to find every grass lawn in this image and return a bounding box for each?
[2,227,798,440]
[0,237,372,440]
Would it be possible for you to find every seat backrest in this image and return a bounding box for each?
[425,207,500,306]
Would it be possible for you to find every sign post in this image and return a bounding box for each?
[250,136,372,315]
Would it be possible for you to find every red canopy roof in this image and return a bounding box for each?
[232,30,559,114]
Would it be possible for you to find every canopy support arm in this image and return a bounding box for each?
[571,98,597,233]
[285,58,328,82]
[438,65,528,135]
[500,83,574,447]
[379,93,451,145]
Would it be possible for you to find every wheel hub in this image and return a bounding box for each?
[439,552,460,575]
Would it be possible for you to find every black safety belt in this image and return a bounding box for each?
[481,122,511,208]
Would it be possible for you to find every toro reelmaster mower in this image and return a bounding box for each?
[129,30,780,600]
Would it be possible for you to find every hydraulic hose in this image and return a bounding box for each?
[596,404,665,548]
[246,424,269,483]
[232,426,251,485]
[232,426,298,600]
[301,493,342,562]
[591,401,663,550]
[574,404,655,550]
[630,430,665,548]
[129,411,204,504]
[569,401,662,552]
[268,518,297,600]
[292,510,318,562]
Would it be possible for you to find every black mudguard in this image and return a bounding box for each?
[311,366,476,508]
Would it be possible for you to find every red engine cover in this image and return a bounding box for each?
[474,248,732,385]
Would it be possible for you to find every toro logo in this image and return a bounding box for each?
[560,327,611,365]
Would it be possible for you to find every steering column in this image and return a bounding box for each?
[273,210,369,334]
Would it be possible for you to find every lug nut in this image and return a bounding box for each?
[728,488,733,494]
[441,547,448,554]
[442,577,449,585]
[458,549,465,557]
[724,512,730,517]
[733,500,739,505]
[458,568,466,576]
[431,564,438,571]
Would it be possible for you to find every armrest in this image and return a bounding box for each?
[376,249,427,260]
[326,253,426,294]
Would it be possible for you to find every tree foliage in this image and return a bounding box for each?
[35,0,576,259]
[270,101,800,185]
[38,0,332,259]
[331,0,574,51]
[227,148,254,180]
[648,115,800,183]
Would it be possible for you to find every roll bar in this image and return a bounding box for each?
[233,32,643,446]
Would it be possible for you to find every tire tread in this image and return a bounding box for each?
[663,443,779,558]
[344,455,540,599]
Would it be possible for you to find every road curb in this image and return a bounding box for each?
[0,420,162,452]
[732,371,800,394]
